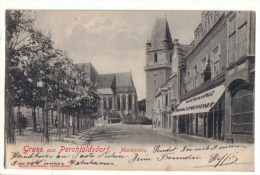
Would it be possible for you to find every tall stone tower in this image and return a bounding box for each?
[144,17,174,119]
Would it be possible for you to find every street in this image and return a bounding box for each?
[15,123,222,145]
[76,123,220,146]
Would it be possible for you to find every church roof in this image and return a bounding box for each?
[115,72,136,93]
[75,62,136,94]
[97,74,115,89]
[150,18,173,51]
[96,72,136,93]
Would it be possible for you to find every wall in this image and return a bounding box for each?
[185,13,227,92]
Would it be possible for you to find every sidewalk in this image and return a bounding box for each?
[15,126,96,145]
[153,127,224,145]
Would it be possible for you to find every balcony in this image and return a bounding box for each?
[181,72,225,101]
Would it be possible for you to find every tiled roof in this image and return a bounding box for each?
[97,74,115,89]
[75,63,136,94]
[150,18,173,51]
[115,72,136,93]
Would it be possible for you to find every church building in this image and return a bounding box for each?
[77,63,138,123]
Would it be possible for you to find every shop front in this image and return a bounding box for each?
[172,85,225,140]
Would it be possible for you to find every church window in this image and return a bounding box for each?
[154,53,158,63]
[128,94,132,110]
[103,98,107,109]
[154,80,157,85]
[109,97,112,109]
[117,96,120,110]
[123,95,126,110]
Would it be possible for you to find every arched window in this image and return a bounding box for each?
[117,96,120,110]
[231,88,254,134]
[154,53,158,63]
[128,94,132,110]
[109,97,112,109]
[103,98,107,109]
[123,95,126,110]
[170,54,173,63]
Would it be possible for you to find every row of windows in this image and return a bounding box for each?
[103,95,133,110]
[186,44,221,91]
[228,12,248,65]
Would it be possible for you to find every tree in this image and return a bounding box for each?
[6,10,101,144]
[6,10,54,142]
[138,99,146,115]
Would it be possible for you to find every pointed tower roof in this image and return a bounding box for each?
[150,17,173,51]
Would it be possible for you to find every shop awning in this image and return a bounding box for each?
[172,85,225,116]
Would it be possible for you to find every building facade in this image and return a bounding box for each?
[224,11,255,143]
[153,40,191,132]
[151,11,255,143]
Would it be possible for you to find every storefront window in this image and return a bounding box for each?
[231,88,254,133]
[197,113,204,136]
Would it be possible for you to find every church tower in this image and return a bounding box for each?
[144,17,174,118]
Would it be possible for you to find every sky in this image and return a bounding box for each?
[35,10,202,100]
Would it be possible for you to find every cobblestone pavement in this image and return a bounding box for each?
[78,123,222,146]
[15,124,223,146]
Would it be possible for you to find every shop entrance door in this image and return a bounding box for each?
[179,115,186,134]
[208,111,213,138]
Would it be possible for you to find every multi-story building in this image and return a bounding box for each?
[173,11,228,141]
[152,11,255,143]
[224,11,255,143]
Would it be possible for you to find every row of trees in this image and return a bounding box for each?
[5,10,100,144]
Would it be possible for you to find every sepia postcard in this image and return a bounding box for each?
[1,7,258,174]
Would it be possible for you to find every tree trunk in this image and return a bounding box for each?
[66,114,70,137]
[33,107,37,132]
[72,113,76,135]
[57,103,61,141]
[42,100,50,144]
[77,111,80,133]
[6,104,15,144]
[18,106,22,135]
